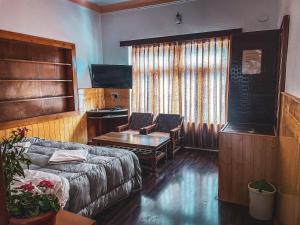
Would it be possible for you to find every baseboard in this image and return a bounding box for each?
[183,146,219,152]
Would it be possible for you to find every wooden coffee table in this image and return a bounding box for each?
[92,132,170,172]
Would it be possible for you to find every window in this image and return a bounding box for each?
[130,37,230,148]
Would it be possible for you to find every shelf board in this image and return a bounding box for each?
[0,79,72,82]
[0,58,72,66]
[0,111,80,130]
[0,95,74,104]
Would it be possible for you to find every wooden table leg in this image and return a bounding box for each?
[165,142,169,161]
[150,147,158,174]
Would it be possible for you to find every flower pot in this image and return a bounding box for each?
[248,182,276,221]
[9,211,57,225]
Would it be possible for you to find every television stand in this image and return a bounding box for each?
[86,108,128,143]
[111,106,123,110]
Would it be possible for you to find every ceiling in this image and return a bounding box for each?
[69,0,179,13]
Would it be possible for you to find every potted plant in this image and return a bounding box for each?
[248,180,276,221]
[0,128,60,225]
[8,180,60,225]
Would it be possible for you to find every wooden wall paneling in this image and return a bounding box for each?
[266,136,278,181]
[253,136,266,180]
[0,130,5,139]
[0,88,104,144]
[277,137,298,225]
[26,125,33,138]
[231,135,243,204]
[275,92,300,225]
[71,116,78,142]
[218,133,232,203]
[69,117,75,141]
[241,135,254,204]
[43,121,50,140]
[296,157,300,224]
[32,124,39,138]
[219,131,278,206]
[37,123,44,139]
[58,118,65,141]
[54,119,61,141]
[78,88,105,112]
[104,88,130,111]
[65,117,71,141]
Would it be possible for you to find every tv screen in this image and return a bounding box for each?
[90,64,132,89]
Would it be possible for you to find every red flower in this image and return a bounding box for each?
[17,127,29,138]
[20,182,35,192]
[37,180,54,189]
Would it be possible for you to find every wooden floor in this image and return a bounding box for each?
[96,150,273,225]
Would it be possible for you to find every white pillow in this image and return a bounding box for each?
[12,170,70,208]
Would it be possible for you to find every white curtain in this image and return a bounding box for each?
[131,37,230,148]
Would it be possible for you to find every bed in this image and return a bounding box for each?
[26,138,142,217]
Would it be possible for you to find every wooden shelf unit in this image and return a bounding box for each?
[0,79,72,82]
[0,58,72,66]
[0,30,79,128]
[0,95,74,104]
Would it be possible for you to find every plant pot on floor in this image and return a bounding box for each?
[248,180,276,221]
[9,211,57,225]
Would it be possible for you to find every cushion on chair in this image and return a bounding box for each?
[147,132,170,138]
[121,130,140,135]
[156,114,182,132]
[129,112,154,130]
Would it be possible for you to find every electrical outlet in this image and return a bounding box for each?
[111,92,119,100]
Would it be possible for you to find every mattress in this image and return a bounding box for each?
[26,138,142,217]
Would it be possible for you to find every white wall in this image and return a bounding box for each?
[0,0,103,88]
[278,0,300,98]
[0,0,283,89]
[101,0,279,65]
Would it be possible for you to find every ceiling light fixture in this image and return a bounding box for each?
[176,12,182,24]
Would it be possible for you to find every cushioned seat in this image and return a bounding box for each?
[116,112,154,134]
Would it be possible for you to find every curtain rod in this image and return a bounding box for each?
[120,28,242,47]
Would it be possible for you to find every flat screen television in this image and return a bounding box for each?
[90,64,132,89]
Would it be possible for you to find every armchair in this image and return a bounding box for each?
[116,112,154,135]
[141,114,184,159]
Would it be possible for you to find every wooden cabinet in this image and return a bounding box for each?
[87,109,128,142]
[0,30,78,129]
[218,123,278,205]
